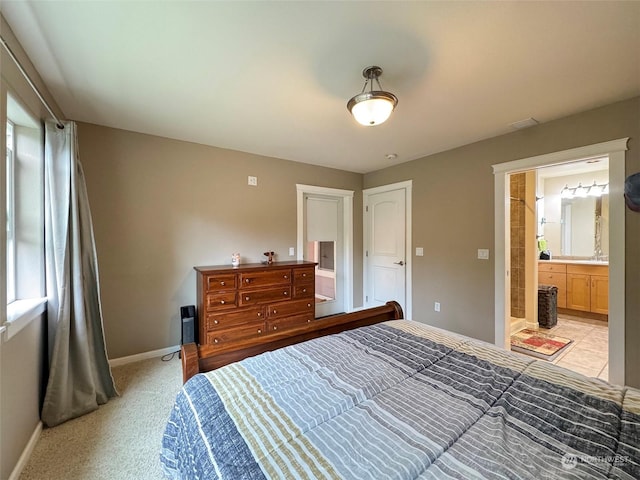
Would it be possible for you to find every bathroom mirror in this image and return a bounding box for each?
[560,195,609,258]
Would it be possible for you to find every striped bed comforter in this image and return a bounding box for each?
[161,320,640,479]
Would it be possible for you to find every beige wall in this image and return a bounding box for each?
[1,15,63,479]
[364,97,640,387]
[77,123,363,359]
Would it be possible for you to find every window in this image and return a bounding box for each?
[6,121,16,304]
[4,94,46,338]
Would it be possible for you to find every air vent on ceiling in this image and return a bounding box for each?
[510,117,539,130]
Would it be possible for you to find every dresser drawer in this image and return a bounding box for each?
[205,274,237,292]
[206,323,265,347]
[205,292,237,311]
[240,286,291,306]
[267,298,314,319]
[293,284,313,298]
[538,262,566,273]
[205,307,264,331]
[266,313,315,333]
[240,269,292,288]
[293,267,315,284]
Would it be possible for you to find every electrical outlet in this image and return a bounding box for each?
[434,302,441,312]
[289,247,295,256]
[248,176,258,186]
[416,247,424,256]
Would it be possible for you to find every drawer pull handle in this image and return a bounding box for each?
[220,300,225,304]
[307,303,312,308]
[245,296,250,301]
[214,320,219,325]
[245,278,251,283]
[302,288,307,293]
[273,326,278,331]
[283,291,288,296]
[257,329,262,334]
[220,281,225,286]
[257,312,262,317]
[307,319,311,323]
[214,338,219,344]
[284,275,288,279]
[302,273,307,277]
[273,309,277,314]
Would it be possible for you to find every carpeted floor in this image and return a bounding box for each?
[19,354,182,480]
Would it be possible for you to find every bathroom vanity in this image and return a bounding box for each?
[538,260,608,316]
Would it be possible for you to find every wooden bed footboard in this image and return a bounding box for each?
[180,300,404,383]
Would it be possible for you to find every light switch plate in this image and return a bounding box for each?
[289,247,295,256]
[477,248,490,260]
[416,247,424,256]
[248,176,258,186]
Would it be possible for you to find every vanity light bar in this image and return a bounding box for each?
[560,181,608,199]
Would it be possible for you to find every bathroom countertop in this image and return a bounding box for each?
[539,259,609,266]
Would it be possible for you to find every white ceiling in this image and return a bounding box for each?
[2,1,639,173]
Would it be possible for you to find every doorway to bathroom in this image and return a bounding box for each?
[509,159,611,379]
[493,138,627,386]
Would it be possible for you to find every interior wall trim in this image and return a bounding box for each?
[296,184,354,313]
[8,421,42,480]
[108,344,180,368]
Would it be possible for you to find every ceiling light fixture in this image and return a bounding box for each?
[347,66,398,126]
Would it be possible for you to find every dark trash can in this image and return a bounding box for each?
[538,285,558,328]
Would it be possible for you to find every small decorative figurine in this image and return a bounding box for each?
[231,253,240,267]
[263,251,275,264]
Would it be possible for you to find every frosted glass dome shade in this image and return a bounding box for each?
[348,92,397,126]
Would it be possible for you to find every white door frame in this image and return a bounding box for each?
[296,184,353,313]
[363,180,412,320]
[493,138,628,386]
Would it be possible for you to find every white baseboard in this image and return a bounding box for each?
[9,421,42,480]
[109,345,180,368]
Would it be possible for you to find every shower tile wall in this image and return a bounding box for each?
[510,173,526,318]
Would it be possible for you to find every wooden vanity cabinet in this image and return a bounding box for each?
[538,262,608,315]
[195,261,317,356]
[538,262,567,308]
[566,264,609,314]
[589,273,609,315]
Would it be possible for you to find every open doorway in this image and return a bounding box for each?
[493,138,628,386]
[296,184,353,318]
[508,160,610,380]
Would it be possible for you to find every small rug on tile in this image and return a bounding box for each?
[510,329,573,361]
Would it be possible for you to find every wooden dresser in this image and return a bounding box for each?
[194,261,317,361]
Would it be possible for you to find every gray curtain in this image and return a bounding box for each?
[41,120,117,427]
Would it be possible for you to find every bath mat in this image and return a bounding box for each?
[511,329,573,361]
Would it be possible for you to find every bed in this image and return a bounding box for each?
[161,306,639,479]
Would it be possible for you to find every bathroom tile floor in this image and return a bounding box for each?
[515,314,609,381]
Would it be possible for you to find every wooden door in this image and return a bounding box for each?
[590,275,609,314]
[566,273,590,311]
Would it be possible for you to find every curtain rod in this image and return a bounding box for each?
[1,35,65,129]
